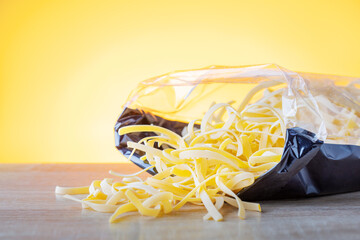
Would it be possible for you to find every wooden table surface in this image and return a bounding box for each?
[1,164,360,240]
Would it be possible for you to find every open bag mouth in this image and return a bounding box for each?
[114,64,360,201]
[115,107,360,201]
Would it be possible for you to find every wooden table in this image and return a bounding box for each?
[1,164,360,240]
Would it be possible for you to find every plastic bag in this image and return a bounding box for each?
[114,64,360,200]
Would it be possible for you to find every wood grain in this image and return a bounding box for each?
[1,164,360,240]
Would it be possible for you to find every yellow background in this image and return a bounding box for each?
[1,0,359,163]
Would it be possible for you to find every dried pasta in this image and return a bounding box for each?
[56,82,287,222]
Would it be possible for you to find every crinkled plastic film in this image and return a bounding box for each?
[122,64,360,144]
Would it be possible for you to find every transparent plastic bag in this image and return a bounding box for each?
[122,64,360,145]
[115,64,360,200]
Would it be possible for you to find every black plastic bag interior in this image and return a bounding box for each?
[115,107,360,201]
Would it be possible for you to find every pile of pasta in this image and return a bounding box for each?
[56,83,287,222]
